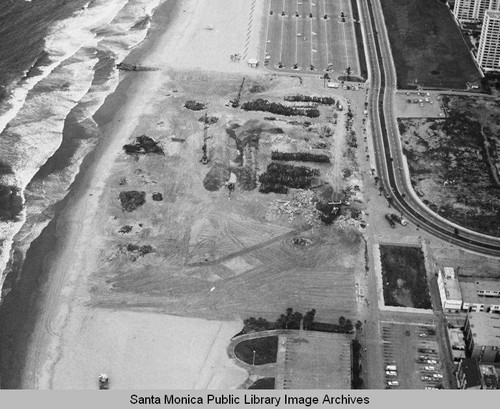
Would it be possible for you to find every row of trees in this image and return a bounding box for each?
[271,151,330,163]
[241,308,362,334]
[284,95,335,105]
[241,99,320,118]
[259,162,320,193]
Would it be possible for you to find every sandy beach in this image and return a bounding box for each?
[4,0,266,389]
[0,0,369,390]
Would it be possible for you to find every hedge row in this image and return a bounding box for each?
[271,151,330,163]
[241,99,320,118]
[284,95,335,105]
[259,162,319,193]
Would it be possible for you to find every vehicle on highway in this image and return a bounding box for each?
[387,381,399,386]
[385,214,396,228]
[390,214,408,226]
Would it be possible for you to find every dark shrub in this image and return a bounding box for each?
[119,191,146,212]
[271,151,330,163]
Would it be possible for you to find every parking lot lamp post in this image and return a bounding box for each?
[252,350,256,366]
[323,73,330,88]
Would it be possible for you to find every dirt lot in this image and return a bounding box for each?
[398,95,500,237]
[90,71,364,326]
[380,0,481,89]
[393,91,444,119]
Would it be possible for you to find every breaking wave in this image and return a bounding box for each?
[0,0,164,299]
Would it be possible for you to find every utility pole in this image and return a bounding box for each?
[323,73,330,88]
[201,113,210,164]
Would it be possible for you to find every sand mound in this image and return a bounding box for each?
[203,162,230,191]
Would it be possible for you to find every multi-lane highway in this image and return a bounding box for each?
[359,0,500,257]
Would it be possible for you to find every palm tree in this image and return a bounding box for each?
[355,320,363,331]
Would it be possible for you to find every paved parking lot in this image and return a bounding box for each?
[264,0,360,77]
[381,322,445,389]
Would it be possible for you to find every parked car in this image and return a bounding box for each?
[424,366,436,371]
[386,371,397,376]
[386,365,397,371]
[387,381,399,386]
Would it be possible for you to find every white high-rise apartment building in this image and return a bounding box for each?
[477,9,500,70]
[454,0,500,23]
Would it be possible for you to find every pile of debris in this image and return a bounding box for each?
[123,135,164,156]
[117,243,154,262]
[266,189,321,226]
[335,215,365,232]
[184,100,207,111]
[116,63,159,72]
[268,133,292,144]
[291,237,312,246]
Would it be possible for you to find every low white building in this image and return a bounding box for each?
[247,58,258,68]
[437,267,463,312]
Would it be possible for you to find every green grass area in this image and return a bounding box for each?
[380,245,431,309]
[248,378,275,389]
[234,336,278,365]
[380,0,481,89]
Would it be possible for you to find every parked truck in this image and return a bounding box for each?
[385,214,396,228]
[390,213,408,226]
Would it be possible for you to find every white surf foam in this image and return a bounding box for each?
[0,0,166,300]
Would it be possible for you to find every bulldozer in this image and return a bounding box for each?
[99,373,109,390]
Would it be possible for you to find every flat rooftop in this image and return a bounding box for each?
[460,279,500,304]
[440,268,462,301]
[467,313,500,346]
[486,10,500,19]
[448,327,466,349]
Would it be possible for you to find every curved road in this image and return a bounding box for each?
[360,0,500,257]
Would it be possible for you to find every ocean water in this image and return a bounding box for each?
[0,0,166,300]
